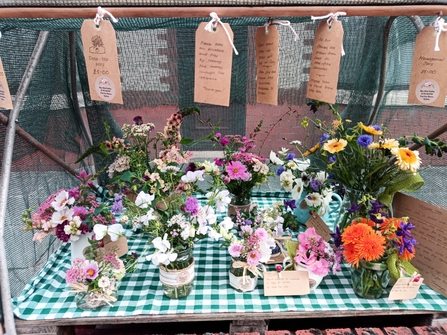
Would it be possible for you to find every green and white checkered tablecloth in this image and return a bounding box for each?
[12,192,447,320]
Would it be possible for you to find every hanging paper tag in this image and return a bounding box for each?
[194,22,233,107]
[306,213,332,242]
[388,277,424,301]
[103,235,129,257]
[408,26,447,107]
[306,21,344,104]
[81,20,123,104]
[255,26,279,105]
[0,58,13,110]
[264,270,310,296]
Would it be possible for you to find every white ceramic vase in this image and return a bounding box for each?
[70,232,93,262]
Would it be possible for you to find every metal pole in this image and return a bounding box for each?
[0,30,49,335]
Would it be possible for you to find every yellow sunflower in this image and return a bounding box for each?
[391,147,421,173]
[359,122,383,135]
[323,139,347,154]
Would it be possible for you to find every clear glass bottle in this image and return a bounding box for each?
[160,248,194,299]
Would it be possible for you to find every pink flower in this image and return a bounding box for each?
[32,231,47,242]
[220,137,229,146]
[83,260,99,280]
[228,242,244,258]
[247,250,261,266]
[255,228,268,242]
[215,132,221,138]
[307,258,330,277]
[226,161,249,180]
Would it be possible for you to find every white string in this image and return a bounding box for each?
[204,12,239,55]
[311,12,346,56]
[94,6,119,26]
[431,16,447,51]
[264,19,299,41]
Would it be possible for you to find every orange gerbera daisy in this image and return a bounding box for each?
[341,223,371,245]
[354,232,386,264]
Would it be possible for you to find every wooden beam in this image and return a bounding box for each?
[0,5,446,19]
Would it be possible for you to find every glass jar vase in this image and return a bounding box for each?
[350,260,390,299]
[229,258,258,292]
[159,248,194,299]
[76,285,119,311]
[227,195,254,219]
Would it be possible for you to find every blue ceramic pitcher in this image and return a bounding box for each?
[293,191,343,231]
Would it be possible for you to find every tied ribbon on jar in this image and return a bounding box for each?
[231,259,267,284]
[69,282,117,306]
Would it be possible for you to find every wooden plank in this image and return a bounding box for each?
[16,325,57,335]
[14,310,442,328]
[0,5,446,19]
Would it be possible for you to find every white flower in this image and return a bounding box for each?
[146,249,177,266]
[208,228,222,241]
[139,208,156,226]
[280,170,294,192]
[209,189,231,212]
[315,171,327,183]
[202,160,219,173]
[278,147,289,155]
[259,241,273,263]
[219,216,234,230]
[292,158,311,171]
[162,165,180,173]
[274,223,285,237]
[181,170,205,183]
[305,192,324,208]
[197,205,216,227]
[64,216,82,241]
[51,190,75,211]
[51,207,74,226]
[290,140,302,145]
[269,151,284,165]
[152,234,170,253]
[98,276,110,288]
[108,224,125,241]
[135,191,155,209]
[291,178,305,201]
[93,223,108,240]
[180,225,191,240]
[119,215,129,224]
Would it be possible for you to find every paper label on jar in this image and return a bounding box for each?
[159,261,195,286]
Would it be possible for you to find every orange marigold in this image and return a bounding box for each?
[354,232,386,263]
[341,223,371,245]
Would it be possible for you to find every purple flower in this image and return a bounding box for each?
[309,179,322,192]
[284,199,297,211]
[214,158,225,167]
[357,135,373,147]
[329,156,336,163]
[347,202,362,213]
[319,133,330,144]
[276,166,285,176]
[111,195,124,214]
[286,153,296,160]
[219,137,229,146]
[184,197,199,216]
[133,116,143,125]
[185,162,204,173]
[330,226,342,248]
[372,125,382,132]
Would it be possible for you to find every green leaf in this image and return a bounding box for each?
[180,138,194,145]
[120,170,134,183]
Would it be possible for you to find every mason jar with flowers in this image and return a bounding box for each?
[22,170,126,261]
[339,201,418,299]
[210,127,271,217]
[300,101,427,231]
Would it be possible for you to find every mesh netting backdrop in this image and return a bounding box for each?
[0,14,446,297]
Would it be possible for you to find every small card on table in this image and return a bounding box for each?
[264,270,310,296]
[306,214,332,242]
[0,58,13,110]
[388,277,424,301]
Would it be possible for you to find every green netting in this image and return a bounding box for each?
[1,13,447,299]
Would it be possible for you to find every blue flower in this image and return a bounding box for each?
[357,135,373,147]
[309,179,322,192]
[347,202,362,213]
[283,199,297,211]
[286,153,296,160]
[329,156,337,163]
[330,226,342,248]
[319,133,330,145]
[276,166,285,176]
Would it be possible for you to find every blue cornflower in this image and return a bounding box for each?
[276,166,285,176]
[357,135,373,147]
[319,133,330,145]
[372,125,382,132]
[286,153,296,160]
[329,156,337,163]
[283,199,297,211]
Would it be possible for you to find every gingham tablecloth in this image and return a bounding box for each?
[12,192,447,320]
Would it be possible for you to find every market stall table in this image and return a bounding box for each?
[12,193,447,334]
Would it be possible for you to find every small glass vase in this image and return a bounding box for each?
[227,195,254,219]
[350,260,390,299]
[159,248,194,299]
[76,287,118,311]
[229,258,258,292]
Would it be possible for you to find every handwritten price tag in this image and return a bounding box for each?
[0,58,13,110]
[306,214,332,242]
[264,270,310,296]
[408,26,447,107]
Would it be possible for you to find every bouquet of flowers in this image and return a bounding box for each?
[271,147,335,217]
[299,101,428,229]
[66,247,137,309]
[23,170,124,243]
[210,126,271,206]
[339,200,418,298]
[77,108,200,198]
[285,227,341,279]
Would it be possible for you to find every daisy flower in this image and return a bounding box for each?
[391,147,421,174]
[322,139,347,154]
